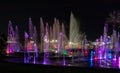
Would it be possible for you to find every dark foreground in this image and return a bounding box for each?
[0,53,120,73]
[0,60,119,73]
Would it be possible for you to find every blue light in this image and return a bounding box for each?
[90,60,94,67]
[107,53,112,59]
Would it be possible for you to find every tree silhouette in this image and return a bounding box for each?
[0,33,7,54]
[106,11,120,31]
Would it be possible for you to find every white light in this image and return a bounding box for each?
[44,38,49,43]
[55,50,58,53]
[69,42,72,45]
[52,40,54,42]
[30,40,34,43]
[102,42,105,45]
[55,40,57,42]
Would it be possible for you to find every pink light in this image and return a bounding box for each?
[6,49,10,54]
[70,51,73,55]
[6,46,13,54]
[84,50,88,56]
[27,42,33,50]
[94,56,98,61]
[53,44,57,49]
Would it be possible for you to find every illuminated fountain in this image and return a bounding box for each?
[24,18,39,63]
[4,11,120,69]
[24,32,29,63]
[40,12,84,64]
[88,22,120,68]
[33,26,38,64]
[69,12,83,49]
[43,22,50,64]
[6,20,21,54]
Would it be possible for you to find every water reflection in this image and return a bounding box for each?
[90,60,94,67]
[4,54,120,69]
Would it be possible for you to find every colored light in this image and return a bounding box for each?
[90,55,93,61]
[90,60,94,67]
[65,45,69,50]
[78,45,81,49]
[113,56,117,61]
[94,56,98,61]
[53,44,57,49]
[84,50,88,56]
[118,57,120,68]
[27,42,33,50]
[55,50,58,53]
[108,55,112,59]
[63,50,67,55]
[70,51,73,55]
[6,49,10,54]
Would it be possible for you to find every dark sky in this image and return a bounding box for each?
[0,0,120,41]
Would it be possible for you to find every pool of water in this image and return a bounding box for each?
[2,52,120,69]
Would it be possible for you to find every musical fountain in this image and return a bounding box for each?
[3,12,120,69]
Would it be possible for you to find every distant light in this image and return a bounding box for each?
[55,40,57,42]
[63,50,67,55]
[65,45,69,49]
[108,54,112,59]
[113,55,117,61]
[6,49,10,54]
[69,42,72,45]
[90,60,94,67]
[84,50,88,56]
[51,40,54,42]
[119,57,120,68]
[70,51,73,55]
[94,56,98,61]
[55,50,58,53]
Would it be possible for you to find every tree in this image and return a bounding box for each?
[106,11,120,31]
[0,33,7,54]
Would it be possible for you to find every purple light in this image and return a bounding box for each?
[63,61,66,66]
[118,57,120,68]
[113,55,117,61]
[98,51,102,59]
[104,53,107,59]
[43,61,47,65]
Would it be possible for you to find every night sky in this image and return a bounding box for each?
[0,0,120,41]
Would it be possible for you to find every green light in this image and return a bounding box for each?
[63,50,67,55]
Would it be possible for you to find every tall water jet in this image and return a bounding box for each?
[33,43,38,64]
[57,19,60,54]
[53,18,57,42]
[61,24,66,65]
[113,29,118,55]
[7,20,18,54]
[69,12,81,49]
[61,23,67,54]
[14,25,21,52]
[103,23,108,59]
[81,35,87,56]
[99,35,103,59]
[29,17,33,39]
[43,22,49,64]
[49,26,53,52]
[33,26,37,44]
[33,26,38,63]
[40,17,45,52]
[24,32,29,63]
[52,18,58,52]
